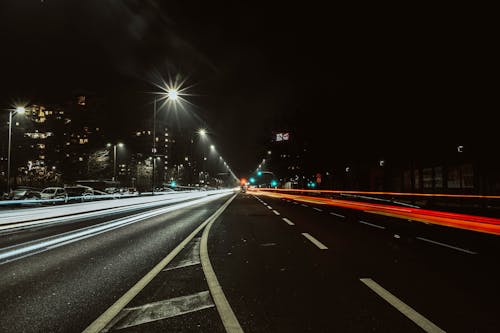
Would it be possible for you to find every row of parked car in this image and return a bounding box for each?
[1,185,129,203]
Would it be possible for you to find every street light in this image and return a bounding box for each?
[152,88,179,194]
[107,142,124,182]
[198,128,207,136]
[7,106,26,192]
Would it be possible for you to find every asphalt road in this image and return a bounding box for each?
[0,194,232,333]
[208,193,500,332]
[1,192,499,332]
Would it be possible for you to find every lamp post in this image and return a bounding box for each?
[152,88,179,194]
[152,97,157,194]
[7,106,26,192]
[107,142,124,182]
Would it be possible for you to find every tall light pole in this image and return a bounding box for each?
[7,106,26,192]
[107,142,123,182]
[152,97,157,194]
[152,88,179,194]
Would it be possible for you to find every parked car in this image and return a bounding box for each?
[40,187,68,203]
[64,186,95,202]
[6,187,41,200]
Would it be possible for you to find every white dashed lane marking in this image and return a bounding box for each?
[416,237,477,255]
[359,220,386,229]
[360,278,446,333]
[301,233,328,250]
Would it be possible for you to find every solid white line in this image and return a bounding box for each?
[201,198,244,333]
[82,194,237,333]
[359,220,386,230]
[282,218,294,225]
[329,212,345,218]
[416,237,477,255]
[272,210,280,216]
[301,233,328,250]
[360,278,446,333]
[313,207,323,212]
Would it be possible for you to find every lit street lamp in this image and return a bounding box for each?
[107,142,124,182]
[7,106,26,192]
[152,88,179,194]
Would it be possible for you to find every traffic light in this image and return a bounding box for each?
[271,180,278,187]
[249,177,256,184]
[257,171,262,176]
[170,181,177,187]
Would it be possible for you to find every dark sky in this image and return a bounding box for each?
[0,1,496,175]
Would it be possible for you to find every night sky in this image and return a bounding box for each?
[1,1,496,175]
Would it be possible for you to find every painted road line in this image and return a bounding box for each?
[107,291,214,331]
[201,198,244,333]
[360,278,446,333]
[163,238,201,271]
[293,202,299,205]
[82,193,237,333]
[267,206,273,210]
[272,210,280,216]
[313,207,323,212]
[300,204,309,207]
[330,212,345,218]
[359,220,386,230]
[301,233,328,250]
[282,218,295,226]
[416,237,477,255]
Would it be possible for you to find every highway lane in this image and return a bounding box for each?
[0,191,231,249]
[207,193,500,332]
[2,191,499,332]
[0,193,233,333]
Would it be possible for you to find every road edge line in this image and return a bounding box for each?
[81,192,235,333]
[200,195,244,333]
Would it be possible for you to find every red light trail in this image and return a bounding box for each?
[250,189,500,236]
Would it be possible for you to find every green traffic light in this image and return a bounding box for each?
[257,171,262,176]
[271,180,278,187]
[249,177,256,183]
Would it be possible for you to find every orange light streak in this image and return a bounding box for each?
[253,188,500,200]
[252,190,500,236]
